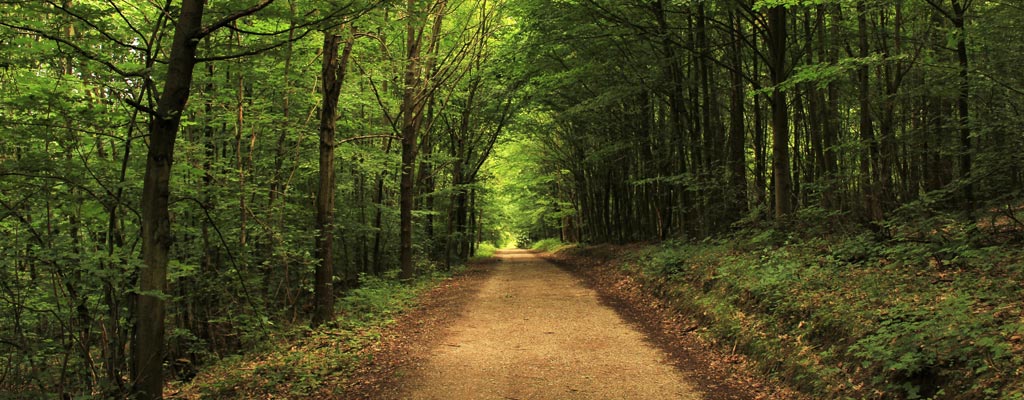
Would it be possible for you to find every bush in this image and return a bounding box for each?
[530,238,567,252]
[475,242,498,258]
[622,233,1024,399]
[170,269,454,398]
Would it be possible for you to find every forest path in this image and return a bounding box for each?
[388,249,703,399]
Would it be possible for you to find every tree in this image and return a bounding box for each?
[399,0,428,280]
[767,4,793,218]
[925,0,974,213]
[313,24,356,327]
[135,2,274,397]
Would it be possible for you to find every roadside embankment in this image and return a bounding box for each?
[546,236,1024,399]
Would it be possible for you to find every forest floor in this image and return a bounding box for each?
[339,249,792,400]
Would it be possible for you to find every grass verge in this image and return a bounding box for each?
[166,268,461,399]
[474,242,499,258]
[530,238,572,252]
[568,233,1024,399]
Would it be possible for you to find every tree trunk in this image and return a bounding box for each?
[313,31,340,328]
[400,0,424,280]
[951,0,973,214]
[653,0,687,236]
[768,5,793,217]
[313,27,355,327]
[134,1,205,398]
[727,11,747,219]
[821,4,841,209]
[857,0,883,223]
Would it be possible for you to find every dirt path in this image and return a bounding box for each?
[388,249,703,399]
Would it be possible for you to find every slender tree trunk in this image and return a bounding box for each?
[750,21,768,213]
[768,5,793,217]
[857,0,883,223]
[951,0,973,214]
[104,89,137,397]
[135,1,205,398]
[371,135,393,274]
[235,66,249,247]
[313,27,355,327]
[653,0,686,236]
[418,97,436,246]
[877,2,901,216]
[727,11,747,219]
[417,0,446,256]
[399,0,425,280]
[269,0,296,211]
[313,31,340,328]
[822,4,841,209]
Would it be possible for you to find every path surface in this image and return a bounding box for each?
[391,249,703,399]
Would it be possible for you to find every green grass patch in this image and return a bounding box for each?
[168,269,457,399]
[619,234,1024,399]
[474,242,499,258]
[530,238,571,252]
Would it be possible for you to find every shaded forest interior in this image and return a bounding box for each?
[1,0,1023,399]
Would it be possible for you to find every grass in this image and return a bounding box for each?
[530,238,571,252]
[475,242,499,258]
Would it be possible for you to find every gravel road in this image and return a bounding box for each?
[391,249,703,400]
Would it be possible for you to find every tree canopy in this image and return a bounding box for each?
[1,0,1023,398]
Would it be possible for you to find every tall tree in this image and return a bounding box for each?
[313,24,356,327]
[925,0,974,213]
[767,4,793,217]
[135,1,274,398]
[399,0,426,280]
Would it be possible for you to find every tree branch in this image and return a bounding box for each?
[42,0,148,52]
[197,0,276,39]
[337,134,402,144]
[923,0,956,22]
[195,29,311,63]
[125,98,160,118]
[0,21,147,78]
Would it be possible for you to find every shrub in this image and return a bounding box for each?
[530,238,566,252]
[621,233,1024,399]
[475,242,498,258]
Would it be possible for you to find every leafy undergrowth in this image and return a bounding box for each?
[530,237,572,252]
[567,226,1024,399]
[166,268,461,399]
[474,242,499,258]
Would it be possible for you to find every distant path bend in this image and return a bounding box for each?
[392,249,703,399]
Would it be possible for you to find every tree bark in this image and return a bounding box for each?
[313,26,355,327]
[727,11,747,219]
[857,0,883,223]
[768,5,793,217]
[135,1,205,398]
[399,0,425,280]
[653,0,687,235]
[821,4,841,210]
[951,0,973,214]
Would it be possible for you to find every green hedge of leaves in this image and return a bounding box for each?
[624,232,1024,399]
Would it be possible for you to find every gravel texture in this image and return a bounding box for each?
[389,249,702,400]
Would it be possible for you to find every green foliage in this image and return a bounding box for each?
[529,238,568,252]
[474,242,499,258]
[481,133,573,244]
[1,0,520,396]
[4,0,1024,397]
[624,230,1024,399]
[340,273,423,325]
[171,270,453,398]
[849,295,1013,399]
